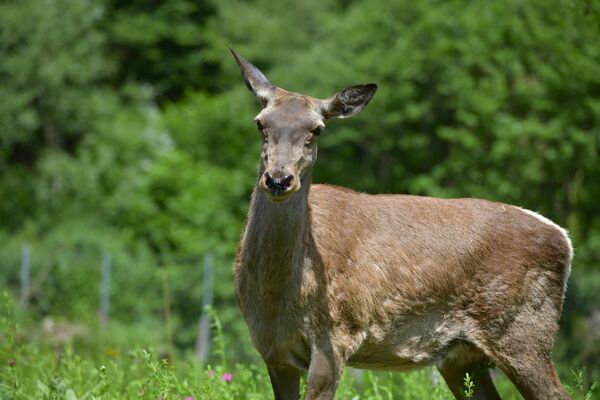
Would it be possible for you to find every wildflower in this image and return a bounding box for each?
[8,359,16,367]
[106,347,119,358]
[221,372,233,383]
[185,397,193,400]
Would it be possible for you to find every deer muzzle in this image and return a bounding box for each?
[261,171,297,201]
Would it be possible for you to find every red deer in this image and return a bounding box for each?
[231,49,573,400]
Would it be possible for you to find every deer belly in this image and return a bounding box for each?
[347,317,461,370]
[347,342,444,371]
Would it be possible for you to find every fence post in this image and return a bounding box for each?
[20,243,31,308]
[99,251,111,325]
[196,252,214,362]
[162,268,175,360]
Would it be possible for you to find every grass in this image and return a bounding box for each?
[1,293,598,399]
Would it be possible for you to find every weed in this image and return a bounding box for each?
[566,368,600,400]
[463,372,475,399]
[0,291,597,399]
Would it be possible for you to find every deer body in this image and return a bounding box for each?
[231,49,572,400]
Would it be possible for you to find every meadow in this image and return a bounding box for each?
[1,0,599,398]
[1,294,598,399]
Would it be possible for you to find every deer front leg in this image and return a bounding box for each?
[305,345,344,400]
[267,364,300,400]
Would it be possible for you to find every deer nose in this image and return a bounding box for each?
[264,172,293,194]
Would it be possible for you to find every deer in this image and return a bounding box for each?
[231,48,573,400]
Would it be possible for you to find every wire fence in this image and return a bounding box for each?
[15,242,215,361]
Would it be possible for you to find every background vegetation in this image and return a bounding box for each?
[1,0,599,398]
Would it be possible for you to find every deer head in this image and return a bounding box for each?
[231,49,377,203]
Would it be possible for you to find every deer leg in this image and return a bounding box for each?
[266,364,300,400]
[305,347,344,400]
[481,297,570,399]
[491,352,570,400]
[437,362,501,400]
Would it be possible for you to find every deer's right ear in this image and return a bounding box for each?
[321,83,378,119]
[230,48,275,107]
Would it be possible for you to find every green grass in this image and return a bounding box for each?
[1,294,597,399]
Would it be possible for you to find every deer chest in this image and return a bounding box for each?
[234,260,318,368]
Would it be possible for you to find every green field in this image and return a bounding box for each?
[1,0,599,398]
[1,295,598,399]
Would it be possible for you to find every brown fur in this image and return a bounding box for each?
[231,49,573,400]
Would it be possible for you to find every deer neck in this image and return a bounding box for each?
[241,170,311,282]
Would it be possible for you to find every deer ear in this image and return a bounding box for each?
[321,83,378,119]
[230,48,275,106]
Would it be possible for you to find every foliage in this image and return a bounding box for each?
[104,0,217,100]
[463,373,474,399]
[1,295,598,399]
[0,0,599,395]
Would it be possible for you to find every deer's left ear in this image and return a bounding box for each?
[321,83,377,119]
[230,48,275,107]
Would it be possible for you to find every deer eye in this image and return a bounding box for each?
[256,120,268,142]
[306,126,322,145]
[305,134,312,145]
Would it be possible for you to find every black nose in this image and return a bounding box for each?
[265,173,293,194]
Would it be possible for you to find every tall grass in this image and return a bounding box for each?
[1,292,597,399]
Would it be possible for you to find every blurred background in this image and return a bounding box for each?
[0,0,599,392]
